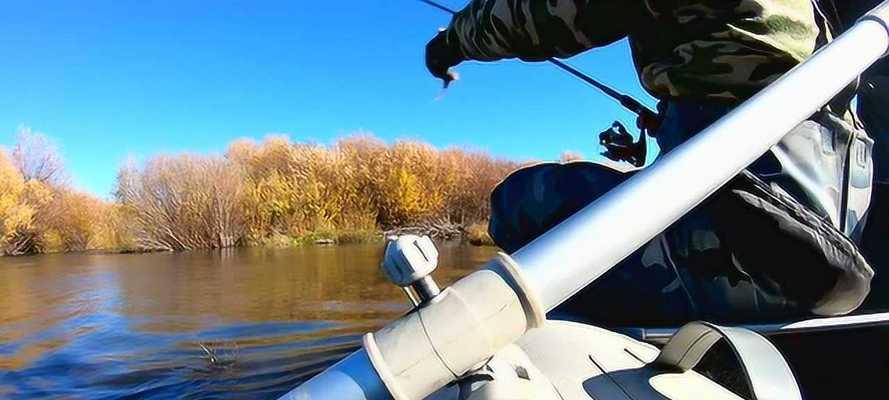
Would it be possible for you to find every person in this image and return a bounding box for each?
[426,0,876,326]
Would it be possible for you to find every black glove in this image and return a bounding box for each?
[426,30,463,88]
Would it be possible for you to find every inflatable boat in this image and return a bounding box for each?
[278,3,889,399]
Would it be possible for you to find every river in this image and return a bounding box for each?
[0,243,499,399]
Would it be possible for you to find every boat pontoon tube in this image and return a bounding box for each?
[278,3,889,399]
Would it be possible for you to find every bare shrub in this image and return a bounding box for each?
[115,155,246,251]
[11,126,67,186]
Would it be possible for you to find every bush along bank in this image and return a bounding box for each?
[1,130,515,256]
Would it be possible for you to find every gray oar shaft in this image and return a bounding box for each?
[279,3,889,399]
[513,7,889,311]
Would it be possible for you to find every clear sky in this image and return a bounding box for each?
[0,0,656,197]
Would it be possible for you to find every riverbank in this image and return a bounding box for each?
[0,224,497,258]
[1,132,514,257]
[253,222,496,248]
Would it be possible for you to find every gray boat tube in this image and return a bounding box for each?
[278,3,889,399]
[277,349,392,400]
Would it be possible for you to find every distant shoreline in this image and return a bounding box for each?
[2,132,510,257]
[0,225,497,258]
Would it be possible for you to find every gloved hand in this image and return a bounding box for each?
[426,29,463,88]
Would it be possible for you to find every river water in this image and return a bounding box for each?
[0,244,499,399]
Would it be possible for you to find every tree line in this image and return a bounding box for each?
[1,130,519,255]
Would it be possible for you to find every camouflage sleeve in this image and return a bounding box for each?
[445,0,642,62]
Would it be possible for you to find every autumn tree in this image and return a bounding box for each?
[1,130,125,255]
[3,179,55,255]
[11,127,67,186]
[220,133,520,243]
[0,150,32,255]
[47,190,108,252]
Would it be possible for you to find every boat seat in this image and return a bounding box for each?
[428,320,801,400]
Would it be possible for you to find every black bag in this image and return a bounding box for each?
[490,156,874,324]
[712,170,873,316]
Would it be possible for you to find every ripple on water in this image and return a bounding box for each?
[0,244,496,398]
[3,317,376,399]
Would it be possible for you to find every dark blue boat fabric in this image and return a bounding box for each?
[490,101,874,326]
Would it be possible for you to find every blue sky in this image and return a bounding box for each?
[0,0,655,197]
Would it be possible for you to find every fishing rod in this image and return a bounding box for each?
[418,0,659,125]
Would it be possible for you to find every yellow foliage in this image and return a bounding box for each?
[2,131,519,256]
[47,190,108,252]
[0,151,56,255]
[1,165,118,255]
[224,133,517,241]
[2,141,114,255]
[0,150,30,249]
[93,203,136,251]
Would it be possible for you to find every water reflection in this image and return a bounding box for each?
[0,243,498,398]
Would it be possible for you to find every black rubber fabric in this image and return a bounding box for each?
[712,170,873,311]
[851,74,889,312]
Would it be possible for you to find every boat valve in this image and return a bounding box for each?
[382,235,442,307]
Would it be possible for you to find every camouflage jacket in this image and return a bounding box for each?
[444,0,821,102]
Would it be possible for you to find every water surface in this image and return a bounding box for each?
[0,244,498,399]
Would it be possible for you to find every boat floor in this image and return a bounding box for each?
[555,312,889,399]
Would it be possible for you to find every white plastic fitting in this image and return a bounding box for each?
[382,235,439,287]
[382,235,443,303]
[364,253,546,400]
